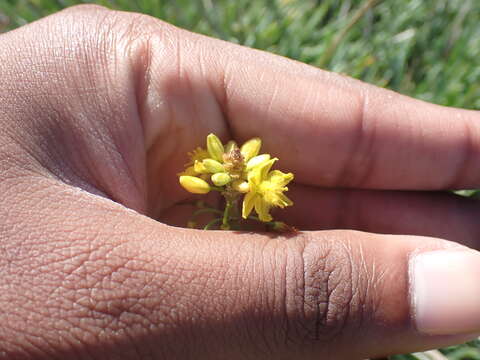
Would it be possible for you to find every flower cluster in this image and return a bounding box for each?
[178,134,294,224]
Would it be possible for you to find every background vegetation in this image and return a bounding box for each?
[1,0,479,359]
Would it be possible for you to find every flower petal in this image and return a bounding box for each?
[259,158,278,180]
[246,154,271,171]
[267,170,294,187]
[277,193,293,208]
[247,165,262,185]
[255,196,272,222]
[242,192,257,219]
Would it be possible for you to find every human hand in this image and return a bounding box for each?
[1,5,480,359]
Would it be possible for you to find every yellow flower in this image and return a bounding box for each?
[242,158,294,222]
[178,146,210,176]
[185,147,210,167]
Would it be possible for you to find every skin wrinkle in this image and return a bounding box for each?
[446,118,475,189]
[1,20,134,205]
[358,242,376,332]
[61,9,146,210]
[344,241,367,335]
[351,90,378,188]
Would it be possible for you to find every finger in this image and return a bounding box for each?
[276,185,480,248]
[195,35,480,190]
[5,177,480,359]
[160,186,480,249]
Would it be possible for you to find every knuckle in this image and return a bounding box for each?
[282,232,371,345]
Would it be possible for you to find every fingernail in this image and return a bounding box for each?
[410,249,480,335]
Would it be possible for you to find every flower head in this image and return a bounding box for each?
[178,133,294,228]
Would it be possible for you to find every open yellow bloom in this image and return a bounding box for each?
[178,146,211,176]
[185,147,209,166]
[242,158,294,222]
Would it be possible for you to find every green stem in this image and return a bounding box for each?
[210,186,224,192]
[204,218,221,230]
[222,199,233,230]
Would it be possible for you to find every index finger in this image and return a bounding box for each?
[203,38,480,190]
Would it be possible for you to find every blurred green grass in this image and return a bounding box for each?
[2,0,479,110]
[1,0,480,359]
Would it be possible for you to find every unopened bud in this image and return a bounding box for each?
[240,137,262,162]
[179,176,211,194]
[206,133,224,161]
[224,140,239,153]
[203,159,225,173]
[211,172,231,186]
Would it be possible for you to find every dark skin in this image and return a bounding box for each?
[0,5,480,359]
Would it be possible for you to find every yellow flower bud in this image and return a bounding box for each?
[211,172,231,186]
[246,154,271,171]
[206,133,224,161]
[240,137,261,162]
[179,176,211,194]
[232,180,250,193]
[202,159,225,173]
[224,140,239,153]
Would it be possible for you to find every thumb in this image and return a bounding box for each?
[6,176,480,359]
[200,229,480,359]
[268,231,480,359]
